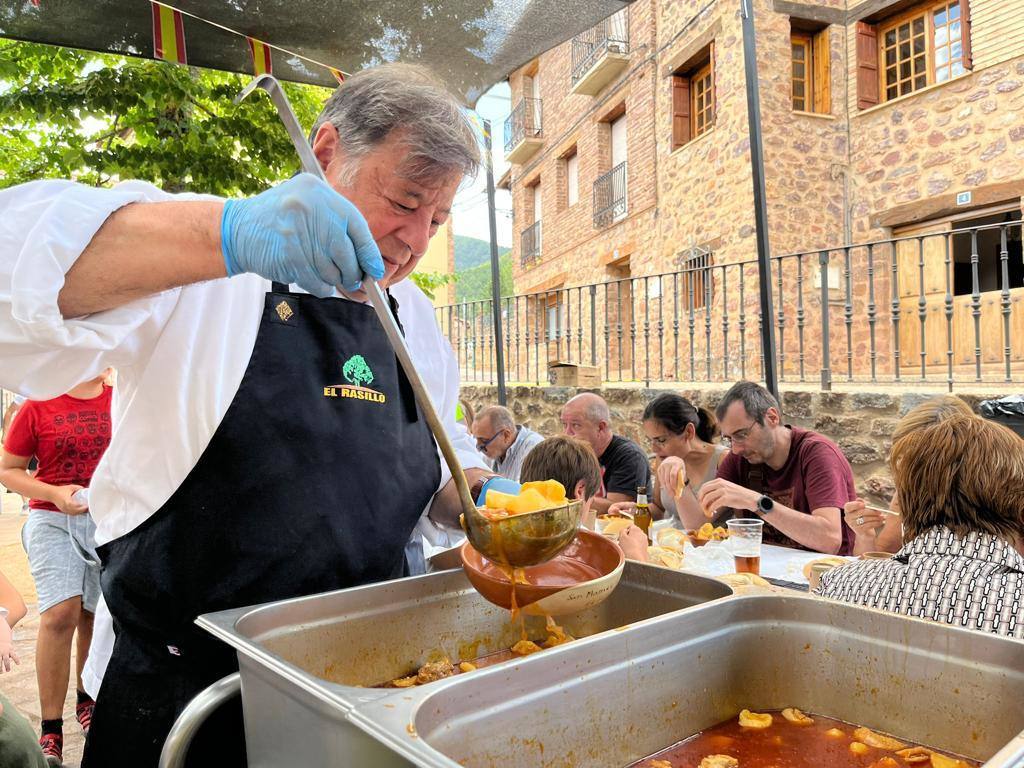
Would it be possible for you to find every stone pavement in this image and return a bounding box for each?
[2,491,86,767]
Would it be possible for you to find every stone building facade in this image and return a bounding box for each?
[495,0,1024,387]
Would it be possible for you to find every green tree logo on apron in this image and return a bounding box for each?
[342,355,374,387]
[325,355,386,404]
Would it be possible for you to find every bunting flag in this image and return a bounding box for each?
[151,3,187,65]
[329,67,346,85]
[247,37,273,76]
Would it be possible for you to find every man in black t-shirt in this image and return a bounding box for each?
[560,393,650,515]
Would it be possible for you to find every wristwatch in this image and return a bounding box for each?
[756,495,775,516]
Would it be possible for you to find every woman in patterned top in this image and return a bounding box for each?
[843,395,974,555]
[816,408,1024,639]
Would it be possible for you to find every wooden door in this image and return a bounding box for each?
[895,222,950,371]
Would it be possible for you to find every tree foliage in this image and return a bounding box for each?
[342,355,374,387]
[0,39,332,195]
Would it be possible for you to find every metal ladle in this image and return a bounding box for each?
[237,76,579,567]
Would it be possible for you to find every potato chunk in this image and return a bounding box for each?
[896,747,933,764]
[850,741,871,755]
[869,758,900,768]
[699,756,739,768]
[458,661,477,673]
[853,727,906,751]
[825,728,846,738]
[781,707,814,726]
[930,753,971,768]
[738,709,773,729]
[511,639,543,656]
[415,659,456,684]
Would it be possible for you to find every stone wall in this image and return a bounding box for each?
[461,382,995,506]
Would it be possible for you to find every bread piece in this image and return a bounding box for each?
[718,572,772,588]
[656,528,689,552]
[646,546,683,570]
[600,517,632,537]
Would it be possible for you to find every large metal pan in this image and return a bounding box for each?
[349,592,1024,768]
[193,562,731,766]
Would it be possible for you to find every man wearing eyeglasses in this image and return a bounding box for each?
[470,406,543,482]
[698,381,856,555]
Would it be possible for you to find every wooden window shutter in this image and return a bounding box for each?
[961,0,973,70]
[813,28,831,114]
[672,74,691,150]
[709,42,717,125]
[855,21,879,109]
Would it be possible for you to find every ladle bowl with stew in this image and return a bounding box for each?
[461,499,583,568]
[461,529,625,616]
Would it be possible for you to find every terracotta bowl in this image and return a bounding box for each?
[461,529,625,615]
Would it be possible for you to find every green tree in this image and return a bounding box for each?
[409,271,456,301]
[342,355,374,387]
[0,39,331,195]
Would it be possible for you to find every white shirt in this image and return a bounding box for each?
[0,179,484,693]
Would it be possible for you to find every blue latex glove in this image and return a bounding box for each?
[476,476,521,506]
[220,174,384,297]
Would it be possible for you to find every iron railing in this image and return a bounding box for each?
[570,9,630,86]
[438,220,1024,390]
[521,220,542,268]
[593,161,627,228]
[503,97,543,155]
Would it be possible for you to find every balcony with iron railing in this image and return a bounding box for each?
[503,97,543,164]
[521,220,542,269]
[571,10,630,96]
[593,161,627,228]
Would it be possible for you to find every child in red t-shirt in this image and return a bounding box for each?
[0,371,112,765]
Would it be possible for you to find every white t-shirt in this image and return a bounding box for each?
[0,179,484,694]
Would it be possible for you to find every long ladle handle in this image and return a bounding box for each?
[236,75,479,522]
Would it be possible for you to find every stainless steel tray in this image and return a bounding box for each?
[349,592,1024,768]
[197,562,731,767]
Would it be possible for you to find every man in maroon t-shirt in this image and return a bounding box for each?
[698,381,855,555]
[0,371,112,764]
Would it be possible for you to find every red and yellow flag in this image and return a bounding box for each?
[151,3,187,65]
[247,37,273,76]
[329,67,346,85]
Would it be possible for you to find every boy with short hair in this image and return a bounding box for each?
[519,435,602,528]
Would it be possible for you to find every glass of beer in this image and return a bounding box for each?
[727,518,764,575]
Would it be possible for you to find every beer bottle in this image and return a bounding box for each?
[634,484,652,540]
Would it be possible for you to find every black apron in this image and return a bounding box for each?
[82,285,441,767]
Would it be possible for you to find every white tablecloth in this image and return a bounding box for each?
[676,540,842,586]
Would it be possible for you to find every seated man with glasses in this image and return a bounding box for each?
[698,381,856,555]
[471,405,544,482]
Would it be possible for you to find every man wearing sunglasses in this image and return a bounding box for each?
[698,381,856,555]
[471,406,543,482]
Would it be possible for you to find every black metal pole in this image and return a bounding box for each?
[483,118,508,405]
[740,0,779,402]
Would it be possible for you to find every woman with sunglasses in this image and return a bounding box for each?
[642,393,727,530]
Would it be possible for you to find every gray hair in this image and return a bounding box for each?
[715,381,780,424]
[477,405,515,432]
[310,63,480,186]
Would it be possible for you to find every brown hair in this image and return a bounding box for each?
[891,413,1024,541]
[892,395,973,442]
[520,436,602,500]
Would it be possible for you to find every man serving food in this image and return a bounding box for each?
[0,63,492,766]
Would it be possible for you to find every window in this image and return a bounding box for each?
[857,0,972,108]
[681,247,713,311]
[691,63,714,139]
[790,26,830,113]
[566,150,579,206]
[671,44,715,149]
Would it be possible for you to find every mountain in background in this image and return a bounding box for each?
[454,234,509,271]
[454,235,512,302]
